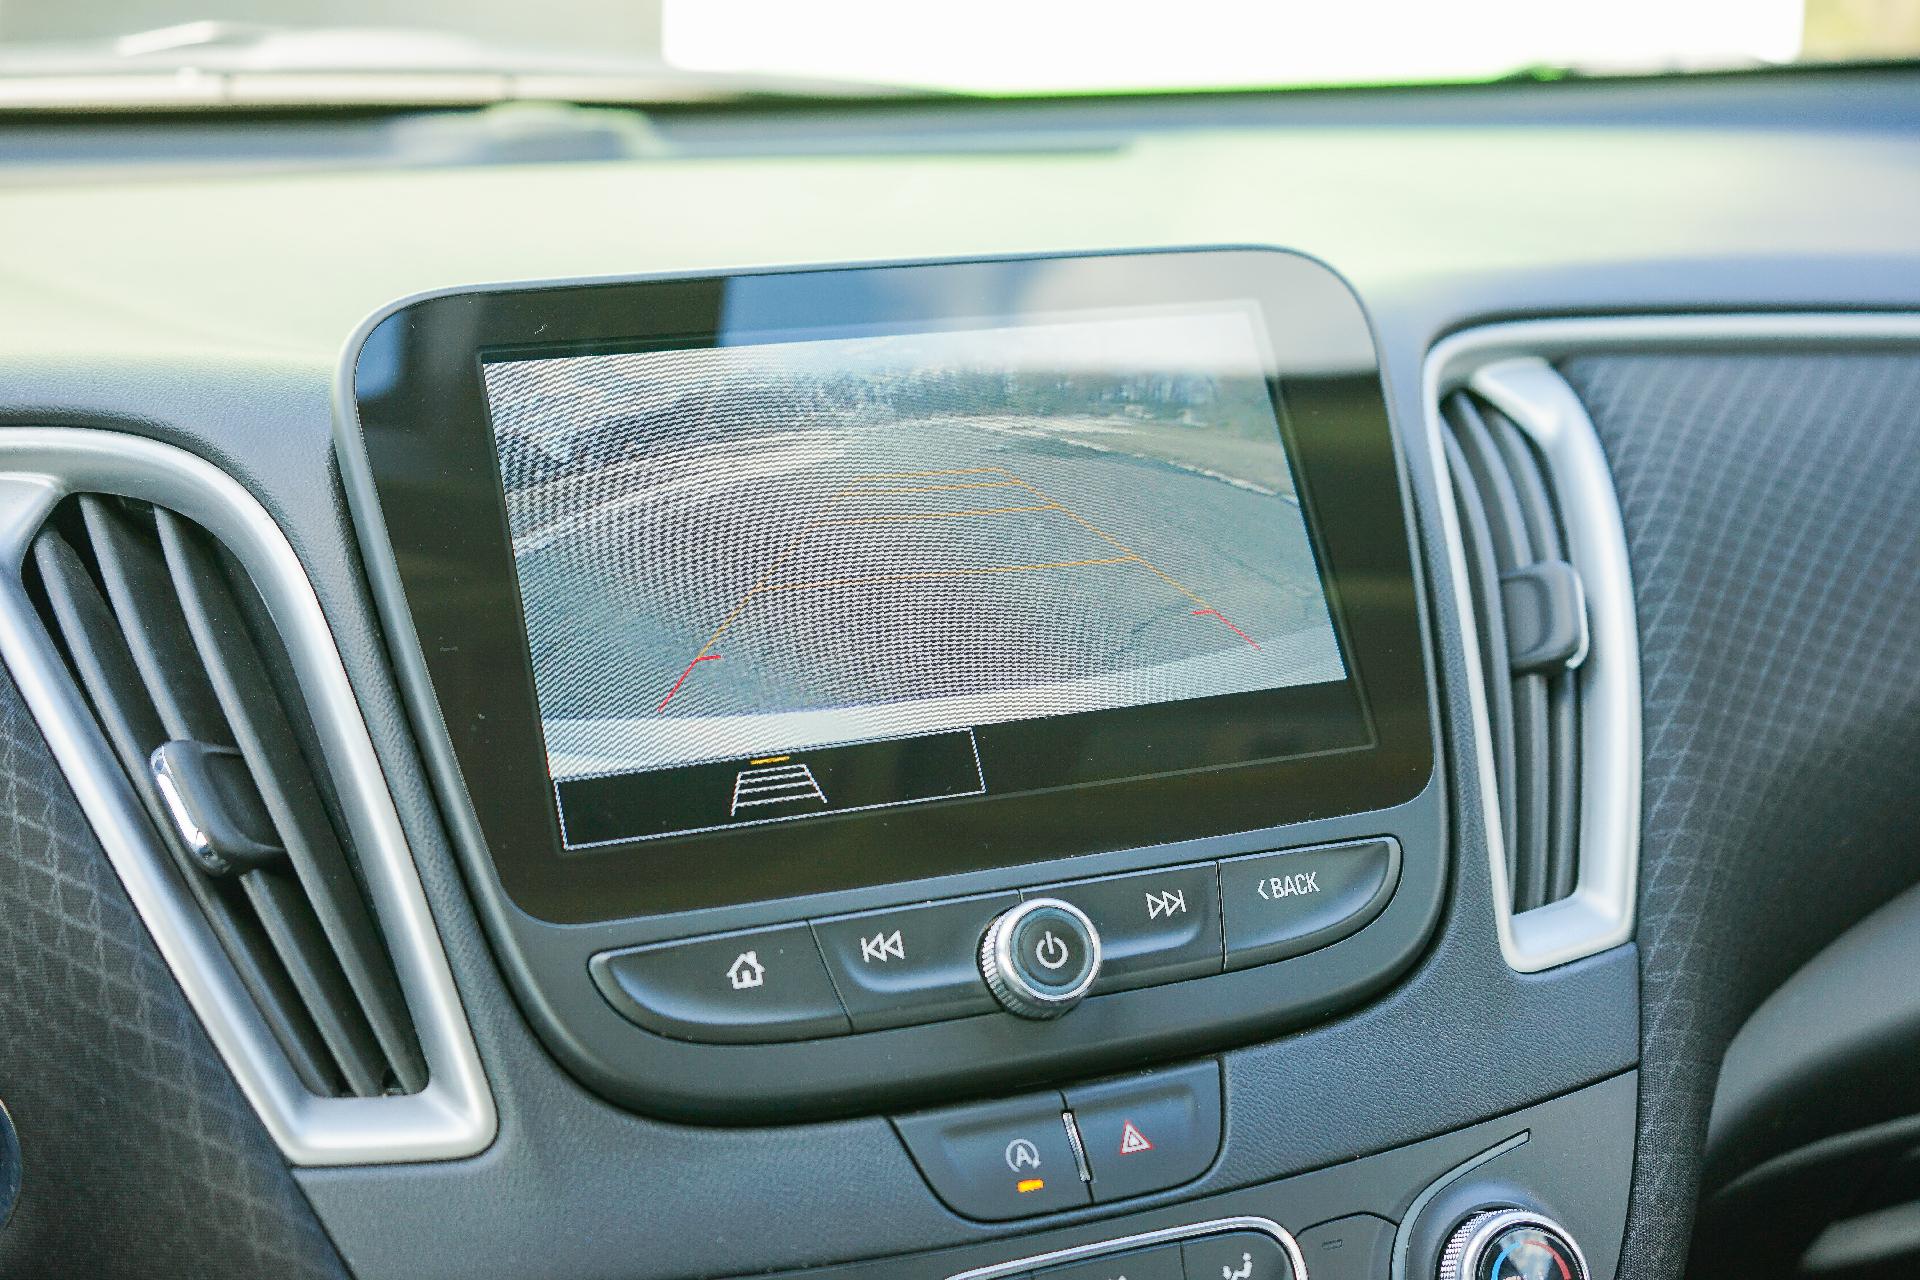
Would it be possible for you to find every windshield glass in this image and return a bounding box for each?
[0,0,1915,107]
[667,0,1920,94]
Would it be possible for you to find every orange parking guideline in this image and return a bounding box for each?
[757,556,1138,596]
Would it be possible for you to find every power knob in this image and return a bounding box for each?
[1437,1209,1590,1280]
[979,898,1101,1019]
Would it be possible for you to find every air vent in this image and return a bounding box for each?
[1424,348,1640,975]
[1440,392,1589,914]
[0,427,491,1162]
[27,494,426,1098]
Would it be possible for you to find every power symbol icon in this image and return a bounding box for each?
[1034,930,1071,971]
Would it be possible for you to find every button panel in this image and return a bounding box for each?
[590,925,851,1044]
[1181,1232,1295,1280]
[1293,1214,1395,1280]
[1218,839,1399,970]
[897,1061,1223,1219]
[942,1219,1306,1280]
[589,839,1400,1044]
[1041,1245,1187,1280]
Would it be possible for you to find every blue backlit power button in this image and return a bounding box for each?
[980,898,1102,1019]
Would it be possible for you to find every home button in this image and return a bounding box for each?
[591,924,852,1043]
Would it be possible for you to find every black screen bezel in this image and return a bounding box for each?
[346,249,1432,924]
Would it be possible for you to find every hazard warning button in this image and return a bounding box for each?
[1065,1060,1222,1203]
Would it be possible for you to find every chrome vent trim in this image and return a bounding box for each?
[0,428,493,1164]
[1466,358,1640,971]
[1426,341,1640,972]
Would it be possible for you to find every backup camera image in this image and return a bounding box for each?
[483,306,1347,844]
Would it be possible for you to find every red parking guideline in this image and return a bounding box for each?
[655,653,721,712]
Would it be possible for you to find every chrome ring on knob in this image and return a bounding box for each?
[1437,1208,1590,1280]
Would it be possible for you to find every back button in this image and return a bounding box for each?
[1218,839,1399,969]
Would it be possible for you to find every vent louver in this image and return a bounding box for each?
[1441,391,1590,914]
[26,494,426,1099]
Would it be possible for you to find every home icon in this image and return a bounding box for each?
[727,950,766,991]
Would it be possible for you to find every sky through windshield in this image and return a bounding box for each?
[0,0,1914,103]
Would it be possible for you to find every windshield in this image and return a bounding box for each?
[668,0,1920,94]
[0,0,1915,108]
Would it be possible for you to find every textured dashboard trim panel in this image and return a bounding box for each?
[1428,313,1920,1280]
[1425,312,1920,972]
[0,430,494,1165]
[0,649,347,1278]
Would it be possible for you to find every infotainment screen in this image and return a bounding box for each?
[345,250,1432,921]
[481,305,1349,848]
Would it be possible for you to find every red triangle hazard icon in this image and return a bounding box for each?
[1118,1121,1154,1155]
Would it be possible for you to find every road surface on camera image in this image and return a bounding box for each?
[487,346,1347,782]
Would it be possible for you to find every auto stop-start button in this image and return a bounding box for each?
[892,1091,1091,1220]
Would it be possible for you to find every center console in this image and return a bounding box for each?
[339,249,1443,1126]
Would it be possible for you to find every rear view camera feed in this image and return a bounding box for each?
[483,306,1347,845]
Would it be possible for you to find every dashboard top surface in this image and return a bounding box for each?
[0,77,1916,377]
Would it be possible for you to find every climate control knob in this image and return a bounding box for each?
[979,898,1101,1019]
[1438,1209,1589,1280]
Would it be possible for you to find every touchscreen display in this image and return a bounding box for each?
[481,305,1353,847]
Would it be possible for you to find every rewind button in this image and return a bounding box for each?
[811,892,1017,1031]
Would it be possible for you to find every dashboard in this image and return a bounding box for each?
[0,66,1916,1280]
